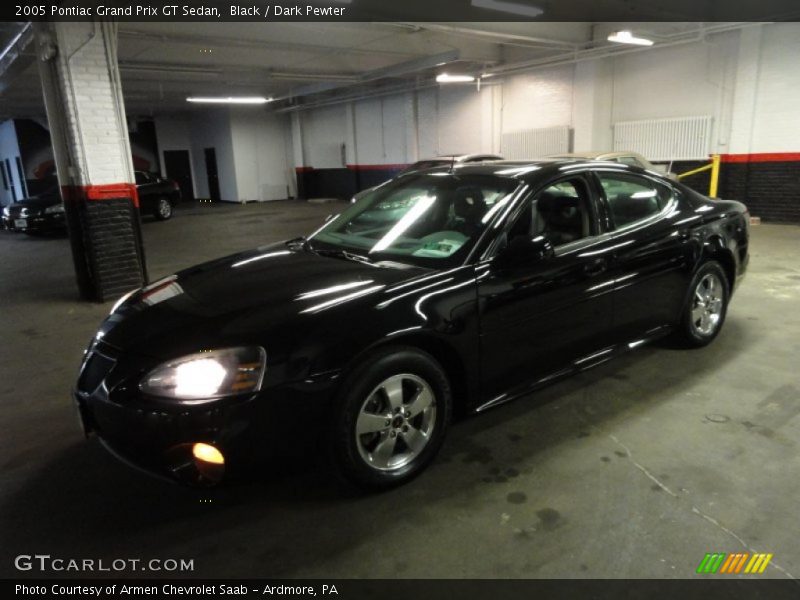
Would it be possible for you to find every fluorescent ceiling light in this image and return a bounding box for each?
[607,31,654,46]
[436,73,475,83]
[471,0,543,18]
[186,96,273,104]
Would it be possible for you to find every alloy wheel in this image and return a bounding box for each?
[691,273,724,336]
[158,198,172,219]
[355,373,437,471]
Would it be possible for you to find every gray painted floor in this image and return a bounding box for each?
[1,201,798,579]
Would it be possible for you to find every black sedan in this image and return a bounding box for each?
[2,185,65,234]
[74,160,749,488]
[2,172,180,234]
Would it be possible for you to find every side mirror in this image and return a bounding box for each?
[496,235,554,269]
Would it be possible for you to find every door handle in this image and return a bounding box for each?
[584,258,607,276]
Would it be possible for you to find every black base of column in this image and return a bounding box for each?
[64,185,147,303]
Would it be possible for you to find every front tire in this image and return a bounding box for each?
[676,260,729,347]
[330,347,452,490]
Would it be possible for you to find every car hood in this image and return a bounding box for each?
[97,242,427,357]
[7,194,60,213]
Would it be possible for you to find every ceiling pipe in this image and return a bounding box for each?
[389,22,580,50]
[118,28,430,60]
[484,22,765,77]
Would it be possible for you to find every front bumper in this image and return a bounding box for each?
[3,212,66,232]
[75,367,336,486]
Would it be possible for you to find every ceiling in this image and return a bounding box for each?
[0,21,763,119]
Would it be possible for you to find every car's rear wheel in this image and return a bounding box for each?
[677,260,729,347]
[153,197,173,221]
[330,347,452,489]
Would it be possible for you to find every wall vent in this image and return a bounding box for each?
[501,126,572,159]
[613,116,713,161]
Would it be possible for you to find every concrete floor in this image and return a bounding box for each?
[1,200,798,579]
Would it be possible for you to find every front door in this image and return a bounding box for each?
[477,173,618,406]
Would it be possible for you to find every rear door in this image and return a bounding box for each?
[591,170,692,339]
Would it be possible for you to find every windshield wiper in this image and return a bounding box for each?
[286,236,309,250]
[311,247,374,265]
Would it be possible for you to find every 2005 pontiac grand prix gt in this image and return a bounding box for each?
[74,160,749,488]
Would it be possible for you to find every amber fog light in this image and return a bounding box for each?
[193,443,225,465]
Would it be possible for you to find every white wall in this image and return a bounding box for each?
[188,109,238,201]
[300,104,347,169]
[740,23,800,153]
[230,108,294,201]
[155,108,295,202]
[0,120,24,206]
[291,23,800,165]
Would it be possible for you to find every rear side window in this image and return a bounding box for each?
[598,173,671,228]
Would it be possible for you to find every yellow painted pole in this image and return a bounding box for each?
[709,154,721,198]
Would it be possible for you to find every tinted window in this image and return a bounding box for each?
[508,177,594,248]
[598,173,671,228]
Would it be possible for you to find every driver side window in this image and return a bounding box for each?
[508,177,594,248]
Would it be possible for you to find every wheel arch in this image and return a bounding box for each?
[701,234,736,292]
[339,332,474,419]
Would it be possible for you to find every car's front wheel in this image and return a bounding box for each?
[153,197,173,221]
[677,260,730,347]
[331,347,452,489]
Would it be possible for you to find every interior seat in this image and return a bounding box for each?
[535,191,586,246]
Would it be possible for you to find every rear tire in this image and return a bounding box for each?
[330,346,452,490]
[676,260,729,347]
[153,197,173,221]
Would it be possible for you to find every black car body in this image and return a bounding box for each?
[74,160,749,487]
[2,172,180,234]
[134,170,182,220]
[2,186,65,233]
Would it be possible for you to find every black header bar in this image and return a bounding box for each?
[5,0,800,22]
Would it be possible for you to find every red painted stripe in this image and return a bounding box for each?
[60,183,139,208]
[720,152,800,164]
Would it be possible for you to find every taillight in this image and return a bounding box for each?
[172,181,180,191]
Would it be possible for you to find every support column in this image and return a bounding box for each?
[34,20,146,302]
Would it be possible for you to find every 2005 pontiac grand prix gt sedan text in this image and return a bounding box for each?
[74,160,749,488]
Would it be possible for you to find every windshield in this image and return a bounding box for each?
[309,173,520,268]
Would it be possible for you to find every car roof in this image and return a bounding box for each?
[409,158,664,181]
[549,151,648,161]
[415,154,503,163]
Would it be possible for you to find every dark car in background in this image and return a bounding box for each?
[2,184,64,234]
[2,171,181,234]
[134,170,182,220]
[75,159,749,490]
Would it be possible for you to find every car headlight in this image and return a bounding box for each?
[44,204,65,214]
[139,347,266,401]
[2,207,9,217]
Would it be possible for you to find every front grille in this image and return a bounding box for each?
[77,349,116,393]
